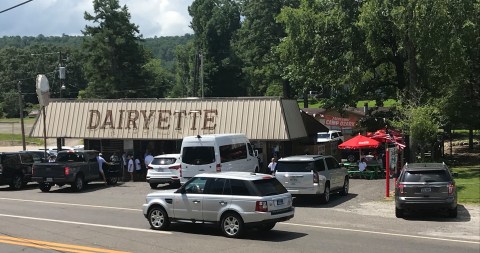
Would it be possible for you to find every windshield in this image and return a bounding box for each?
[317,133,330,139]
[402,170,451,182]
[276,161,314,172]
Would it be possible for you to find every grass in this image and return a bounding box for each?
[0,118,36,124]
[452,166,480,204]
[0,133,44,145]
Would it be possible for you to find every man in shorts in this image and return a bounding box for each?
[97,153,112,185]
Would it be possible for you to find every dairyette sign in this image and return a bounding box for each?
[87,109,218,131]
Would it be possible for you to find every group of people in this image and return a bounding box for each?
[96,151,154,183]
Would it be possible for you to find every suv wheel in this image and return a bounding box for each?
[9,174,23,190]
[395,207,404,218]
[39,183,52,192]
[448,207,457,218]
[148,206,170,230]
[340,177,349,196]
[221,212,244,238]
[320,184,330,204]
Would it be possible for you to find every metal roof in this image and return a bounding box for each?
[30,97,308,141]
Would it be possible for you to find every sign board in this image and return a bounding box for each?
[36,74,50,106]
[324,115,356,127]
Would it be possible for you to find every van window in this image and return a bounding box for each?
[225,179,252,196]
[276,161,314,172]
[182,146,215,165]
[247,143,254,157]
[219,143,247,163]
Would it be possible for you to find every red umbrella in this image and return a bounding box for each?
[338,134,381,162]
[338,134,381,149]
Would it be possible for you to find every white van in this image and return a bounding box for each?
[180,134,259,183]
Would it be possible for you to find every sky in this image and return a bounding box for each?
[0,0,194,38]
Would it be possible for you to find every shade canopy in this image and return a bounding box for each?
[338,134,381,149]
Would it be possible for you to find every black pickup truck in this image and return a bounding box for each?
[32,150,120,192]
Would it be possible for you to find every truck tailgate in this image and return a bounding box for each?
[33,163,66,178]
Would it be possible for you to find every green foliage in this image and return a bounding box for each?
[81,0,149,98]
[452,166,480,204]
[189,0,244,97]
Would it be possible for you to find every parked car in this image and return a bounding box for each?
[0,151,35,190]
[143,172,295,238]
[146,154,181,189]
[275,155,349,203]
[24,150,55,163]
[317,130,344,143]
[395,163,457,218]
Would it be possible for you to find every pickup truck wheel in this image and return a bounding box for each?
[320,184,330,204]
[39,183,51,192]
[148,206,170,230]
[71,175,85,192]
[340,177,349,196]
[220,212,244,238]
[107,176,118,185]
[9,174,23,190]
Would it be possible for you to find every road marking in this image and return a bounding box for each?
[0,197,141,212]
[0,235,130,253]
[283,222,480,245]
[1,197,478,245]
[0,213,171,235]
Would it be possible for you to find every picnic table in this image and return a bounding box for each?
[343,162,384,180]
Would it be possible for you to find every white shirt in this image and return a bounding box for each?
[359,162,367,172]
[135,158,142,171]
[97,156,107,172]
[127,159,134,172]
[268,162,277,172]
[144,155,154,166]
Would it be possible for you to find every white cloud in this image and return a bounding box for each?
[0,0,193,37]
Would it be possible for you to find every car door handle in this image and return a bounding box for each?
[219,201,227,205]
[193,200,201,204]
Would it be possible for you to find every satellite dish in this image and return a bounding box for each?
[36,74,50,106]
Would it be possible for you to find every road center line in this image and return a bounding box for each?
[283,222,480,245]
[0,213,171,235]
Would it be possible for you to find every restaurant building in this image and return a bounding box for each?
[30,97,328,171]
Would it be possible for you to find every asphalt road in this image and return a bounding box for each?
[0,179,478,253]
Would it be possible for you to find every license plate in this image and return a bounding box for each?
[421,187,431,193]
[277,199,284,205]
[290,178,298,182]
[46,178,53,182]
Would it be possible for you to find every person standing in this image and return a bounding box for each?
[359,158,367,172]
[144,152,154,168]
[134,155,143,181]
[267,157,277,175]
[127,154,134,182]
[97,153,112,185]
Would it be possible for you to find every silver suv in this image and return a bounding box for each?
[395,163,457,218]
[275,155,349,203]
[143,172,295,238]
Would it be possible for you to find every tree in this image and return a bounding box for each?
[277,0,365,108]
[232,0,299,96]
[82,0,148,98]
[189,0,243,97]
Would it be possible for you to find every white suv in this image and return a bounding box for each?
[275,155,349,203]
[146,154,181,189]
[317,130,344,143]
[143,172,295,238]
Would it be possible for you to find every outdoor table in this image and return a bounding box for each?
[345,162,382,180]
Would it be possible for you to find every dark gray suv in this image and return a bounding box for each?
[395,163,457,218]
[0,151,35,190]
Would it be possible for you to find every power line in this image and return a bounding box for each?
[0,0,34,14]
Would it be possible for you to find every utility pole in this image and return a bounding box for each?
[17,81,26,150]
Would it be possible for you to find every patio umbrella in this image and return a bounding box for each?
[338,134,381,161]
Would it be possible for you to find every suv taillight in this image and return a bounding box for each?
[169,165,181,170]
[448,183,455,195]
[255,201,268,212]
[397,183,405,194]
[313,171,319,183]
[64,167,70,176]
[216,163,221,172]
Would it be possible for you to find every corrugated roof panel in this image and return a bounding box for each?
[30,98,307,141]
